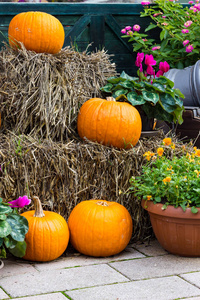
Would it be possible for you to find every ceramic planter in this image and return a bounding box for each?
[141,199,200,257]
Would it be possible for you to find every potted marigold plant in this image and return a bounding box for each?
[129,138,200,257]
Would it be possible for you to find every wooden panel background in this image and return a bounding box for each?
[0,3,181,76]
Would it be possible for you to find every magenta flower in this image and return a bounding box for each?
[153,13,162,17]
[135,52,144,72]
[186,44,194,53]
[145,54,156,67]
[190,6,198,11]
[146,65,155,76]
[156,61,170,77]
[152,46,161,51]
[162,22,168,26]
[194,3,200,9]
[188,0,193,3]
[121,28,126,34]
[142,38,148,42]
[182,29,189,34]
[183,39,190,46]
[162,16,166,18]
[133,24,140,32]
[184,20,193,27]
[141,1,151,4]
[127,30,133,35]
[8,195,31,208]
[125,26,132,30]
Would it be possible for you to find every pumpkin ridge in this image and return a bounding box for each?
[101,100,114,146]
[93,100,105,143]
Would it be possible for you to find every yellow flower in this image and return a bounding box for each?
[163,176,171,184]
[171,143,175,150]
[167,166,173,171]
[194,146,197,151]
[143,151,155,161]
[163,138,172,146]
[194,170,200,178]
[195,149,200,157]
[146,195,152,201]
[157,147,164,156]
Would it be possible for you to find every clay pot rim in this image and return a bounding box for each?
[141,199,200,219]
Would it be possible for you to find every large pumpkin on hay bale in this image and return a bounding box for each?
[21,196,69,262]
[8,11,65,54]
[77,97,142,149]
[68,199,133,257]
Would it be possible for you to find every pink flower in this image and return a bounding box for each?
[135,52,144,72]
[194,3,200,9]
[125,26,132,30]
[182,29,189,33]
[141,1,151,4]
[146,65,155,76]
[145,54,156,67]
[156,70,164,77]
[159,61,170,73]
[190,6,198,11]
[133,24,140,32]
[127,30,133,35]
[152,46,161,51]
[162,22,168,26]
[183,39,190,46]
[162,16,166,18]
[153,13,162,17]
[184,20,193,27]
[188,0,193,3]
[8,195,31,208]
[142,38,148,42]
[186,44,194,53]
[121,28,127,34]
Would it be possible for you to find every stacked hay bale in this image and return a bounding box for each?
[0,41,185,241]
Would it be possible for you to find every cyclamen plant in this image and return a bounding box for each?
[100,52,184,125]
[0,195,30,259]
[121,0,200,70]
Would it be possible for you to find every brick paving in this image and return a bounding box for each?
[1,240,200,300]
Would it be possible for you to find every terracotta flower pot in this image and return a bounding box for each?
[141,199,200,257]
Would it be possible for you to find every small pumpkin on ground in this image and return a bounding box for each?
[68,200,133,257]
[8,11,65,54]
[21,196,69,262]
[77,97,142,149]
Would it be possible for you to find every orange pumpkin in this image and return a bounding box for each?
[8,12,65,54]
[68,200,133,257]
[77,97,142,149]
[21,196,69,262]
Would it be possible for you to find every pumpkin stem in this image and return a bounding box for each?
[106,97,116,102]
[96,201,109,207]
[33,196,45,217]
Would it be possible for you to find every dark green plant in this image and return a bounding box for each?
[0,197,29,258]
[100,70,184,124]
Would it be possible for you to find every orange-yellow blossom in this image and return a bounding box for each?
[143,151,155,161]
[146,195,152,201]
[157,147,164,156]
[163,138,172,146]
[163,176,171,184]
[171,143,175,150]
[195,149,200,157]
[194,170,200,177]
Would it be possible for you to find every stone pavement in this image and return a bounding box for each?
[1,239,200,300]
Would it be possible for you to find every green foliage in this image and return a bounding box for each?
[122,0,200,70]
[129,140,200,213]
[0,198,28,258]
[100,71,184,124]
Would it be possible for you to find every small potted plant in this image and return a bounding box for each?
[100,52,185,131]
[129,137,200,257]
[0,195,30,266]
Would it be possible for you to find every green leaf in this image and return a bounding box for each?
[0,246,6,258]
[0,214,6,221]
[0,220,12,238]
[4,236,17,249]
[151,82,165,92]
[142,91,159,104]
[120,80,134,89]
[120,71,137,81]
[160,94,176,113]
[191,206,198,214]
[107,77,124,84]
[145,23,158,32]
[100,83,113,93]
[127,92,146,106]
[0,237,3,247]
[6,215,28,242]
[8,241,27,258]
[0,204,12,214]
[113,89,128,98]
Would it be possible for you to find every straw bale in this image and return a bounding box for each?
[0,44,117,142]
[0,130,187,242]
